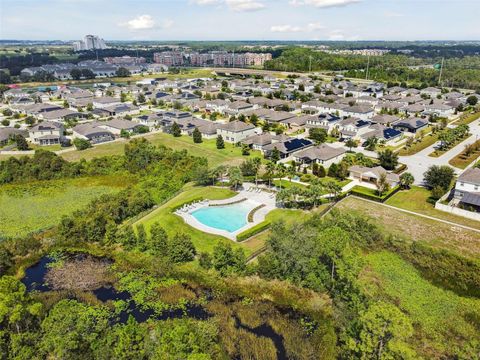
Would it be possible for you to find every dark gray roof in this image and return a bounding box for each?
[458,168,480,185]
[460,192,480,207]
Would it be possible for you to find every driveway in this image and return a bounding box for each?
[399,119,480,185]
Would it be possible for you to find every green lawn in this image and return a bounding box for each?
[448,140,480,169]
[0,176,130,239]
[337,196,480,259]
[398,132,438,156]
[133,185,263,255]
[360,251,480,358]
[61,132,259,167]
[385,186,480,230]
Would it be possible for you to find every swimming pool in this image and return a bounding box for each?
[190,202,252,233]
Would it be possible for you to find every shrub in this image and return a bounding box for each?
[73,138,92,151]
[237,221,271,242]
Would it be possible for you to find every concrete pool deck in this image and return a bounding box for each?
[175,184,277,240]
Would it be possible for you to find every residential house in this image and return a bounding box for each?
[29,121,64,146]
[293,144,346,168]
[262,138,313,160]
[348,165,400,187]
[453,168,480,212]
[393,117,428,134]
[217,121,258,143]
[72,123,114,144]
[0,128,27,146]
[100,119,143,135]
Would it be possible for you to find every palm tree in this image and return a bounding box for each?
[287,164,296,183]
[228,167,243,191]
[399,172,414,189]
[276,163,287,189]
[252,157,261,187]
[265,161,276,188]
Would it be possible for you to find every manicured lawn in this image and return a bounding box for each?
[428,134,471,158]
[133,185,262,255]
[273,179,307,190]
[337,196,480,259]
[448,140,480,169]
[398,132,438,156]
[360,251,480,357]
[0,176,130,239]
[61,132,260,167]
[453,110,480,126]
[385,186,480,230]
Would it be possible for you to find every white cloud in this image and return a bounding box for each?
[306,22,325,31]
[289,0,360,8]
[271,25,303,32]
[192,0,266,12]
[120,15,173,31]
[270,22,324,33]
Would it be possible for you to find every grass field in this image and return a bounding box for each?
[448,139,480,169]
[0,176,130,239]
[398,132,438,156]
[385,186,480,230]
[337,196,480,259]
[133,184,265,256]
[360,251,480,358]
[453,110,480,126]
[60,132,257,167]
[14,68,215,88]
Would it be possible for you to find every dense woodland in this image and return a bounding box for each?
[0,139,479,359]
[264,47,480,90]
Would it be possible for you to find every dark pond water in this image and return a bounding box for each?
[22,255,210,324]
[235,317,287,360]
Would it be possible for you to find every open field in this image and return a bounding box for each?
[14,68,215,88]
[60,132,257,167]
[337,196,480,259]
[133,184,264,255]
[385,186,480,230]
[360,251,480,358]
[0,176,130,239]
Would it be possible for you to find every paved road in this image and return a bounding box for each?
[399,119,480,185]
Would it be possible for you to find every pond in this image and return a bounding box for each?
[22,255,210,324]
[235,316,287,360]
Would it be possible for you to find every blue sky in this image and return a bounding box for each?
[1,0,479,41]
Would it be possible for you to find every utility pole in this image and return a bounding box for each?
[438,57,445,86]
[309,55,312,73]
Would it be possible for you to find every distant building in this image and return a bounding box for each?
[153,51,272,68]
[73,35,107,51]
[103,56,146,65]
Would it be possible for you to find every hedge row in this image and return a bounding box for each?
[248,204,266,223]
[209,198,246,207]
[171,197,204,212]
[236,221,271,242]
[350,185,400,203]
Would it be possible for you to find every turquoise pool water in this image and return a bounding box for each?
[191,202,251,233]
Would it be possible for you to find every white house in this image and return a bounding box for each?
[29,121,64,146]
[216,121,258,143]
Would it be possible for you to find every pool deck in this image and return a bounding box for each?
[175,183,277,241]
